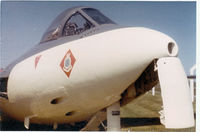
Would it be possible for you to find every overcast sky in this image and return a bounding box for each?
[1,1,196,74]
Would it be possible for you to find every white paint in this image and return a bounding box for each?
[152,87,155,96]
[24,115,37,129]
[159,108,165,125]
[157,57,194,128]
[24,117,30,129]
[107,102,120,131]
[189,64,196,102]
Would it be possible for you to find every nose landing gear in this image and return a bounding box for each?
[157,57,194,128]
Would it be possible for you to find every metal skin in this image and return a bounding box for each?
[0,27,177,124]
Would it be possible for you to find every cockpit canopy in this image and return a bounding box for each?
[40,7,116,43]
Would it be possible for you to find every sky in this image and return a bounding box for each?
[0,1,196,74]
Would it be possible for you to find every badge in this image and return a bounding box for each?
[60,49,76,78]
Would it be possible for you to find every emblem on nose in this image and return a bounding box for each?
[60,49,76,78]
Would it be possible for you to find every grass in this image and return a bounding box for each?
[120,89,196,132]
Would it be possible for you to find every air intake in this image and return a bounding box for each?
[167,42,178,57]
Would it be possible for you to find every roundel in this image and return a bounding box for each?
[63,53,72,72]
[64,56,71,67]
[60,49,76,78]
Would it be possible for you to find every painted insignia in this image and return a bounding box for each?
[60,49,76,78]
[35,55,42,69]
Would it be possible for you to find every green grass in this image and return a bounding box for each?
[120,90,196,132]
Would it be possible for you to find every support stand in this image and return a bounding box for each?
[189,65,196,102]
[53,122,58,130]
[24,117,30,129]
[107,101,121,131]
[152,87,155,96]
[24,115,36,129]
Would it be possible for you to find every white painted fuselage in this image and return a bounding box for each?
[0,27,178,124]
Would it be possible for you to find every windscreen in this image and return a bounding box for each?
[82,8,115,25]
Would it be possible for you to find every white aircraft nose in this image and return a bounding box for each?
[111,27,179,58]
[4,25,184,126]
[90,27,179,76]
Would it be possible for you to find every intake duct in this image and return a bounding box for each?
[167,42,178,57]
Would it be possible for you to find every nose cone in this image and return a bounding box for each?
[86,27,180,86]
[114,27,179,58]
[93,27,179,77]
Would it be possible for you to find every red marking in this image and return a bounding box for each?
[0,69,3,72]
[60,49,76,78]
[35,55,42,69]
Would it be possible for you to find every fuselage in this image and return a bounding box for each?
[0,27,177,124]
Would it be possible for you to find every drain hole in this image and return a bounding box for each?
[65,111,75,116]
[50,97,63,104]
